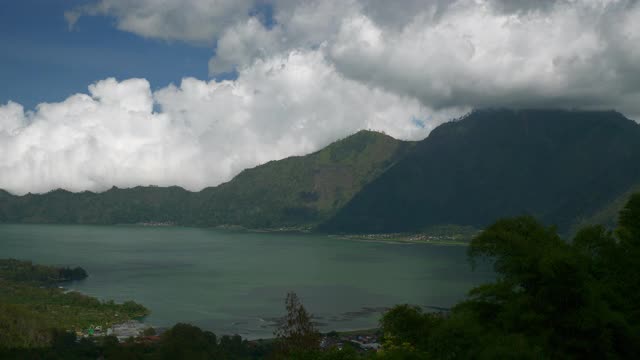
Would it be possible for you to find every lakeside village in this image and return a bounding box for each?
[75,320,384,353]
[1,258,386,354]
[320,331,381,352]
[75,320,157,343]
[339,232,472,245]
[336,225,479,245]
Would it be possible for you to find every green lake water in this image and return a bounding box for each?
[0,224,492,339]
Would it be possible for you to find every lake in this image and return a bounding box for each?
[0,224,492,339]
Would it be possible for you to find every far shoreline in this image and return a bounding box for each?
[0,222,478,246]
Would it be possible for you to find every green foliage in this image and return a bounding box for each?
[379,304,442,350]
[274,292,322,356]
[0,259,87,285]
[0,303,52,348]
[0,279,148,332]
[194,130,413,229]
[378,193,640,359]
[159,323,219,359]
[0,259,148,349]
[59,266,88,281]
[617,193,640,246]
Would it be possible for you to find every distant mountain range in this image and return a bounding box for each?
[0,130,413,230]
[2,109,640,234]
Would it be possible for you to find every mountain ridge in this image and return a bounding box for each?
[321,109,640,234]
[0,130,414,229]
[2,109,640,234]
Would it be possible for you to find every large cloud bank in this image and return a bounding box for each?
[2,0,640,194]
[0,52,443,194]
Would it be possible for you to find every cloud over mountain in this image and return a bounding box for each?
[68,0,640,119]
[1,0,638,194]
[0,51,443,194]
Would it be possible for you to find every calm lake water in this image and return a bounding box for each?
[0,224,492,339]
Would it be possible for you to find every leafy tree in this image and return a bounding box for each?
[379,304,441,351]
[218,334,250,359]
[159,323,218,360]
[380,193,640,359]
[274,292,321,356]
[464,216,635,358]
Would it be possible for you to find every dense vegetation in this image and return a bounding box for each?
[0,130,412,229]
[196,130,414,228]
[323,109,640,234]
[3,193,639,359]
[0,260,148,349]
[0,323,266,360]
[0,259,87,284]
[367,193,640,359]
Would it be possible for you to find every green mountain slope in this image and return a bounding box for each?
[321,109,640,234]
[195,130,414,228]
[0,131,413,228]
[0,186,195,225]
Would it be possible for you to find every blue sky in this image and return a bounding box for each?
[0,0,213,110]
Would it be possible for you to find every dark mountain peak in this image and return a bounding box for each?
[458,108,633,128]
[424,108,639,151]
[3,111,639,233]
[322,109,640,234]
[468,107,626,117]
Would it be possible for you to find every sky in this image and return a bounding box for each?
[1,0,640,194]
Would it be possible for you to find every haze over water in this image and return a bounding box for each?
[0,224,492,339]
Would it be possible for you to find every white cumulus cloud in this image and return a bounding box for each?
[209,0,640,116]
[0,51,454,195]
[4,0,639,194]
[65,0,254,43]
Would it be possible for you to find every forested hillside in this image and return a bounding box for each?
[0,131,412,229]
[194,130,413,228]
[322,109,640,234]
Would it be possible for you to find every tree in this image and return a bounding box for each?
[159,323,217,360]
[274,292,321,356]
[463,215,638,358]
[383,204,640,359]
[380,304,441,352]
